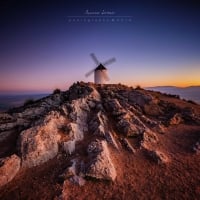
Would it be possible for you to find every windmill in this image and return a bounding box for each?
[85,53,116,84]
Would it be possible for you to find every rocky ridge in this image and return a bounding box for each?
[0,82,200,199]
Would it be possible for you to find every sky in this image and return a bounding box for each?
[0,0,200,93]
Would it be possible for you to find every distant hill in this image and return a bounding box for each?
[147,86,200,103]
[0,94,49,112]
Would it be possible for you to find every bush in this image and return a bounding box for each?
[24,98,35,106]
[53,88,61,94]
[187,100,197,105]
[135,85,142,90]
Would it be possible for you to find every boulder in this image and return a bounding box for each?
[86,140,116,181]
[142,131,158,144]
[148,150,169,164]
[128,90,153,107]
[0,154,21,187]
[18,111,63,168]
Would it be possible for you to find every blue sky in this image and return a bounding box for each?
[0,0,200,93]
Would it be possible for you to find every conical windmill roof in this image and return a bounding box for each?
[95,64,107,71]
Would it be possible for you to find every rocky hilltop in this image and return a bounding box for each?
[0,82,200,199]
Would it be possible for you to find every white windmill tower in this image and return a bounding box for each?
[85,53,116,84]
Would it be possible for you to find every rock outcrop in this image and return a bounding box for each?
[148,150,170,164]
[0,154,21,187]
[86,140,116,181]
[0,82,200,200]
[18,111,65,168]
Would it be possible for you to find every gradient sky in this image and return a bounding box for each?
[0,0,200,93]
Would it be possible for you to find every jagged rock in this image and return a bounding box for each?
[104,99,124,114]
[86,140,116,181]
[61,159,86,186]
[17,106,45,118]
[1,82,200,199]
[128,90,154,107]
[88,111,119,150]
[18,111,64,168]
[140,130,158,149]
[121,138,136,153]
[68,82,94,100]
[142,131,158,143]
[0,113,13,123]
[170,113,183,125]
[92,111,107,136]
[148,150,169,164]
[0,121,17,132]
[68,122,85,140]
[105,131,119,150]
[117,118,144,137]
[0,154,21,187]
[143,103,162,116]
[63,97,90,155]
[0,130,14,142]
[63,140,75,155]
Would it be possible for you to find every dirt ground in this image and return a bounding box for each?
[0,124,200,200]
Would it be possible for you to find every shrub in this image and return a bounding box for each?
[135,85,142,90]
[24,98,35,106]
[53,88,61,94]
[187,100,197,105]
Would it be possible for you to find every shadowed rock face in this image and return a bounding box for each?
[0,82,200,200]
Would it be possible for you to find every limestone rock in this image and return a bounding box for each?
[61,159,86,186]
[117,118,144,137]
[121,138,136,153]
[18,111,64,168]
[149,150,169,164]
[0,154,21,187]
[128,90,153,107]
[142,131,158,144]
[86,140,116,181]
[169,113,183,125]
[63,140,75,155]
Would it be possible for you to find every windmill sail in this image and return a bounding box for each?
[103,58,116,66]
[90,53,100,65]
[85,68,96,77]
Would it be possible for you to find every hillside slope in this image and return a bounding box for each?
[0,82,200,200]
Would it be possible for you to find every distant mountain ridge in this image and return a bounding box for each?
[147,86,200,103]
[0,94,49,112]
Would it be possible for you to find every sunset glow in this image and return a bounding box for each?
[0,1,199,93]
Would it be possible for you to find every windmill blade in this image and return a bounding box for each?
[102,70,110,81]
[90,53,100,65]
[85,68,96,77]
[102,57,116,66]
